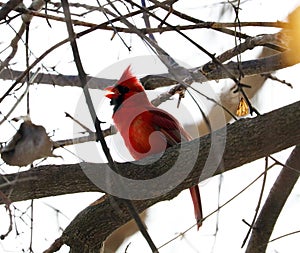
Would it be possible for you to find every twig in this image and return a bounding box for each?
[213,34,284,65]
[262,73,293,88]
[210,173,223,252]
[0,82,28,125]
[52,126,117,149]
[141,0,156,41]
[122,0,263,114]
[43,237,64,253]
[65,112,93,133]
[0,0,45,73]
[124,242,131,253]
[245,145,300,253]
[29,199,34,252]
[0,191,13,240]
[158,166,274,250]
[96,0,131,51]
[269,230,300,243]
[0,67,40,125]
[0,22,26,72]
[0,38,68,104]
[148,0,285,52]
[25,20,30,117]
[241,157,268,247]
[187,88,212,131]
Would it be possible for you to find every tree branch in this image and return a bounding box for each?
[0,99,297,251]
[245,145,300,252]
[197,49,297,82]
[0,49,297,91]
[58,100,300,251]
[0,0,22,21]
[1,99,299,202]
[1,100,299,204]
[1,2,287,34]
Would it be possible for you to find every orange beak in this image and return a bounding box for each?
[104,86,119,99]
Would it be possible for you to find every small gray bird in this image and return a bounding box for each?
[1,118,57,166]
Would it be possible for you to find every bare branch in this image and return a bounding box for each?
[148,0,284,52]
[213,33,285,64]
[0,23,26,72]
[0,0,22,21]
[52,126,116,149]
[4,1,288,32]
[198,50,298,81]
[43,237,64,253]
[0,47,296,91]
[0,191,13,239]
[245,145,300,252]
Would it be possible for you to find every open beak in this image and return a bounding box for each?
[104,86,119,99]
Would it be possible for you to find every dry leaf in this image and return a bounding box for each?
[236,97,249,116]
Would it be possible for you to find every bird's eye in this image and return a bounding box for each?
[117,85,130,94]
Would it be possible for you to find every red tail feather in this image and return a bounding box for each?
[189,186,203,229]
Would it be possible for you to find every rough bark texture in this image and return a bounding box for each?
[0,163,99,202]
[59,100,300,251]
[0,99,287,252]
[1,100,300,206]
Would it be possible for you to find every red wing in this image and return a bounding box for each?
[147,107,191,146]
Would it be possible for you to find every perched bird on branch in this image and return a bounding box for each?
[1,117,57,166]
[105,66,203,229]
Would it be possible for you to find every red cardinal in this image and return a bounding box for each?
[105,66,203,229]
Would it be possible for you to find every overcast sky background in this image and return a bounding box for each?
[1,0,300,252]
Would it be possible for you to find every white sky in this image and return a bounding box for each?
[1,0,300,252]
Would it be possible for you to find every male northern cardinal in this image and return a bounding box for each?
[105,66,203,229]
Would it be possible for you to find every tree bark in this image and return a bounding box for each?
[59,100,300,251]
[1,100,300,205]
[0,100,288,251]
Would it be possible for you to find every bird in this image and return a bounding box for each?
[105,66,203,229]
[1,117,57,167]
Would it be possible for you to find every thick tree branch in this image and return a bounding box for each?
[0,100,298,251]
[1,100,299,204]
[59,100,300,251]
[1,99,300,202]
